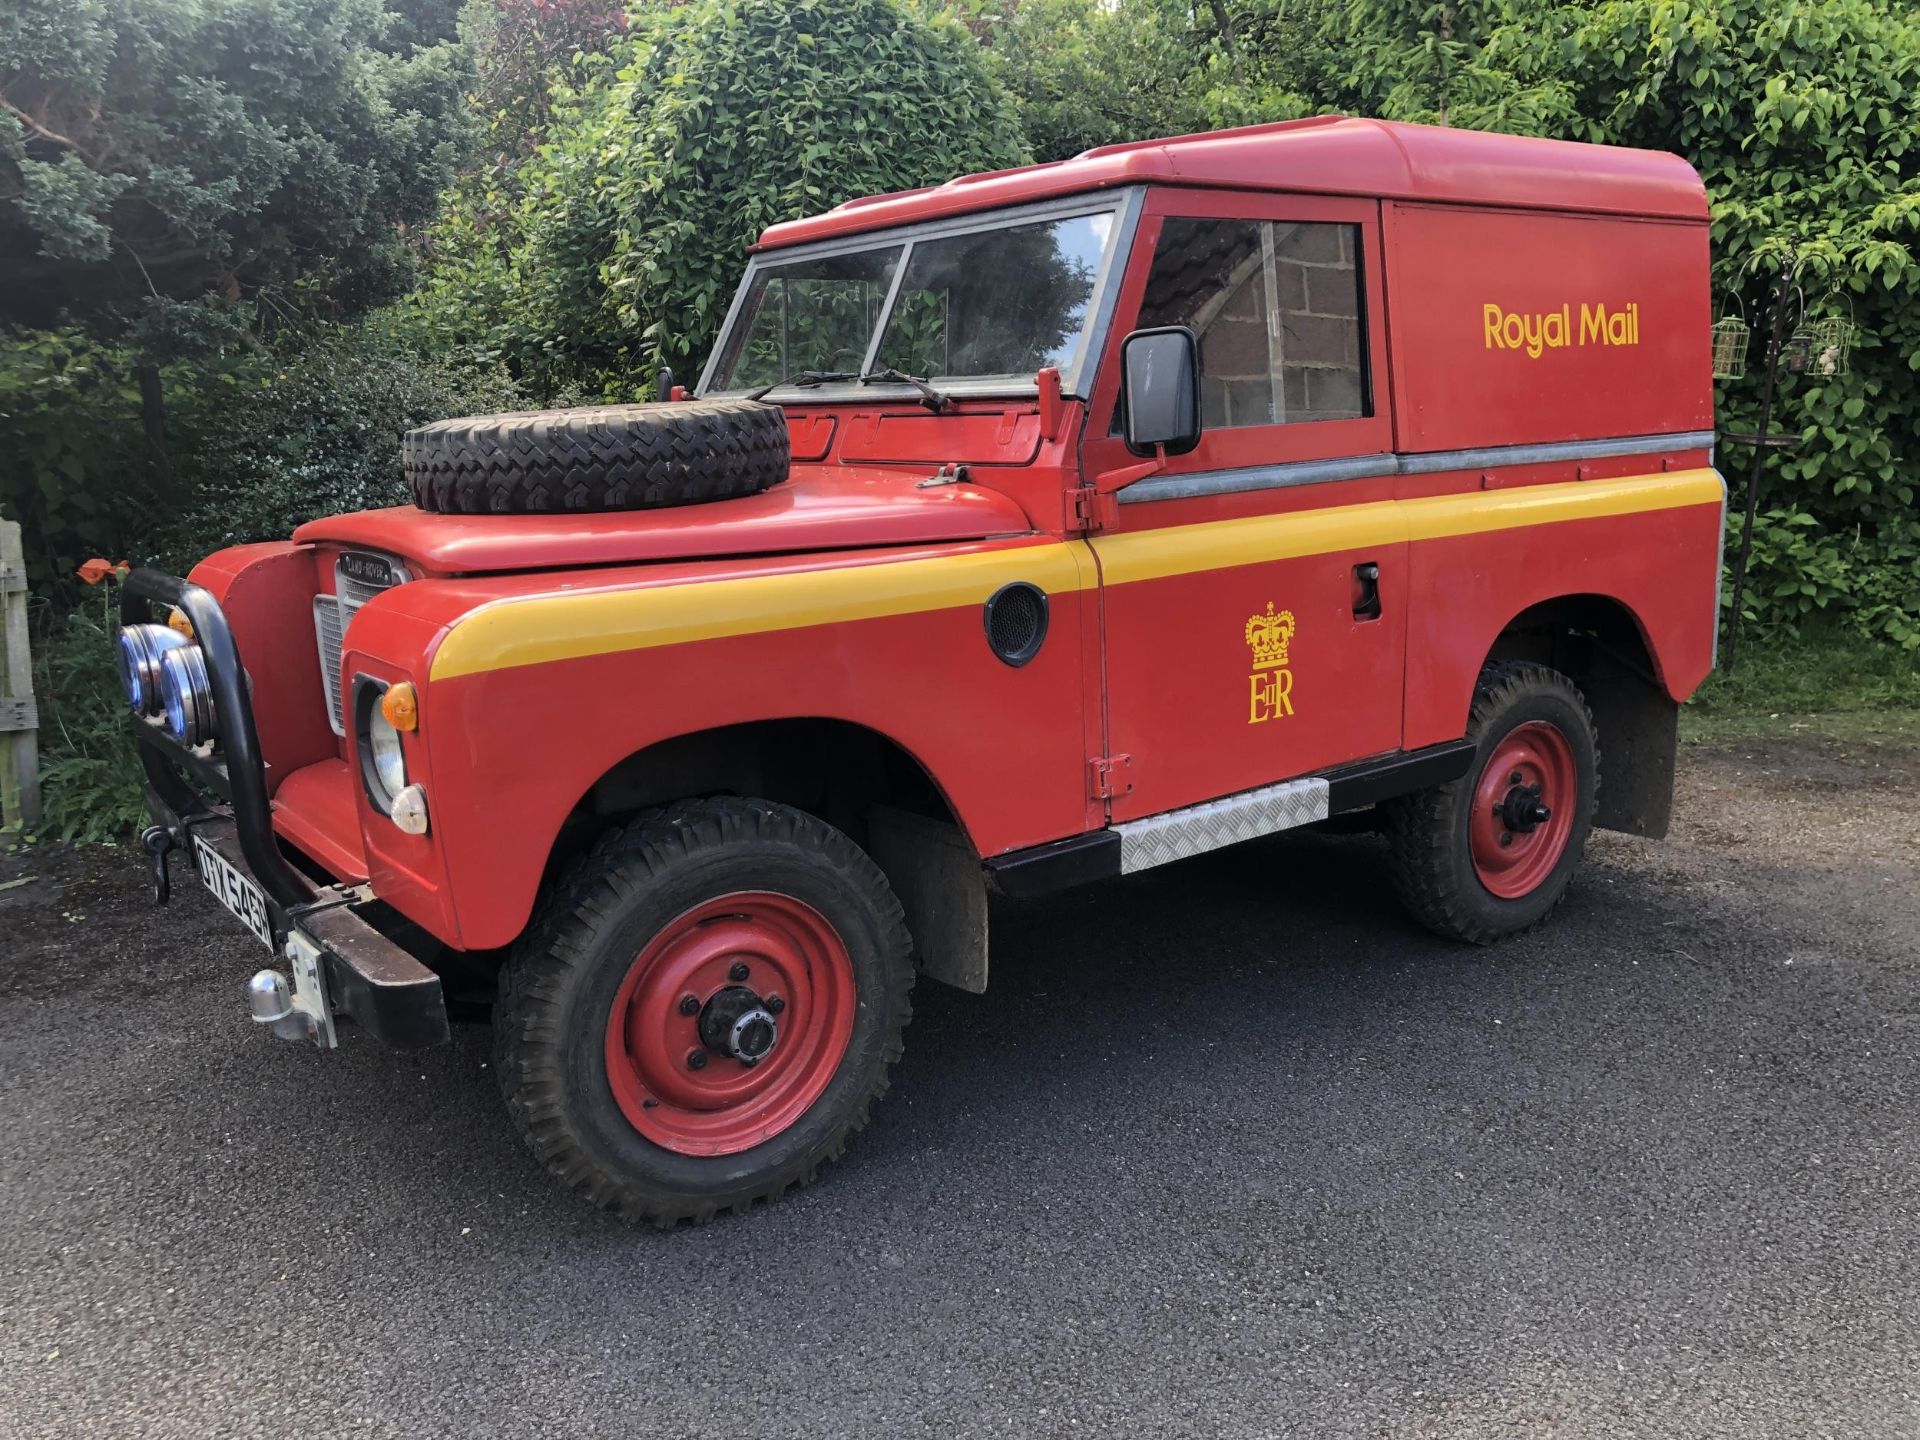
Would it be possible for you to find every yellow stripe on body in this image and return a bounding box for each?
[1092,469,1723,584]
[430,542,1091,680]
[430,469,1723,680]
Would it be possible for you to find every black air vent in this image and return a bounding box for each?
[984,582,1049,668]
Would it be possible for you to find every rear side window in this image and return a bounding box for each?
[1138,219,1367,430]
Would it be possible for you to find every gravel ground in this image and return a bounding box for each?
[1,727,1915,1439]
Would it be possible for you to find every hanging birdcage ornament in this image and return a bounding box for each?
[1710,310,1750,379]
[1806,311,1853,377]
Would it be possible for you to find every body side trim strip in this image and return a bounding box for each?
[1095,468,1722,587]
[1396,428,1718,475]
[430,541,1089,681]
[431,468,1723,681]
[1121,452,1397,503]
[1119,429,1717,505]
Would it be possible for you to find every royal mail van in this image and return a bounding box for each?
[113,116,1722,1224]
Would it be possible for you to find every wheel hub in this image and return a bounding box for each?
[1496,783,1552,833]
[697,986,780,1065]
[1468,721,1579,900]
[602,891,857,1157]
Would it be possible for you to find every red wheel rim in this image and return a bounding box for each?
[1469,720,1579,900]
[603,892,856,1157]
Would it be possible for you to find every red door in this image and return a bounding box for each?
[1082,190,1407,821]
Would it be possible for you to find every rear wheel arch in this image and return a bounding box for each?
[1485,593,1679,839]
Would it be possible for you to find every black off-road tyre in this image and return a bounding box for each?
[1381,661,1600,944]
[404,398,789,514]
[492,798,914,1227]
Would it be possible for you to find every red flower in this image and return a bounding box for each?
[76,558,130,585]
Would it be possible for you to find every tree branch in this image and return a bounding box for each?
[0,95,88,156]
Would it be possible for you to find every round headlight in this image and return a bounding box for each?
[115,624,188,716]
[157,643,216,745]
[368,707,408,801]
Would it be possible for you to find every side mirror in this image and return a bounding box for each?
[1120,326,1200,455]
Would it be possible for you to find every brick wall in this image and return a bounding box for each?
[1178,222,1364,429]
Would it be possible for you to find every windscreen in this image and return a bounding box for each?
[869,213,1111,381]
[706,207,1118,393]
[708,247,904,392]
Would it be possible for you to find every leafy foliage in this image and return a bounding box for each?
[6,0,1918,837]
[950,0,1320,164]
[1688,614,1919,718]
[0,322,527,590]
[0,0,474,335]
[405,0,1030,396]
[0,328,238,585]
[30,588,149,844]
[1728,505,1920,650]
[159,328,528,566]
[1283,0,1920,648]
[462,0,629,158]
[964,0,1214,163]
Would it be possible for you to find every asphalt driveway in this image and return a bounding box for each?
[2,725,1916,1438]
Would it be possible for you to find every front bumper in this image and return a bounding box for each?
[124,568,450,1051]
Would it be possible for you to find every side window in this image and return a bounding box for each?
[1138,218,1367,430]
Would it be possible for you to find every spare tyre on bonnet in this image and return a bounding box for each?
[402,397,791,514]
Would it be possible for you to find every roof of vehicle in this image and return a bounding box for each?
[755,116,1708,251]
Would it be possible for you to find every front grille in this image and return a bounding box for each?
[313,552,408,735]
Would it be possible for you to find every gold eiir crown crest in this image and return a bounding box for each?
[1244,602,1295,668]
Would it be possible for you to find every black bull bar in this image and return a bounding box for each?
[122,568,449,1049]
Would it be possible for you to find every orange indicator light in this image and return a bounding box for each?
[381,682,419,732]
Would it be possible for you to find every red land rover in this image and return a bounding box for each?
[113,117,1724,1224]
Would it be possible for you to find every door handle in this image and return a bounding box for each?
[1352,562,1382,620]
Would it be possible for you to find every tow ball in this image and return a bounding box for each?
[247,931,339,1049]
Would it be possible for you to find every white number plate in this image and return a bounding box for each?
[193,834,274,950]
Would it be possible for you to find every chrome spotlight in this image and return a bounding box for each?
[115,623,189,716]
[157,642,217,745]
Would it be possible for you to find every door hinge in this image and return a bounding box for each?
[1089,753,1133,802]
[1069,484,1102,533]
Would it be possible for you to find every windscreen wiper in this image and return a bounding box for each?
[745,369,861,401]
[859,367,952,413]
[745,366,953,412]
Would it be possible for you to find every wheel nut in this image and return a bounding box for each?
[1509,770,1523,785]
[765,994,785,1014]
[686,1049,708,1071]
[678,994,699,1016]
[728,962,750,982]
[1498,832,1513,848]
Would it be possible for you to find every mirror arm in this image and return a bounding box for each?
[1094,444,1168,496]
